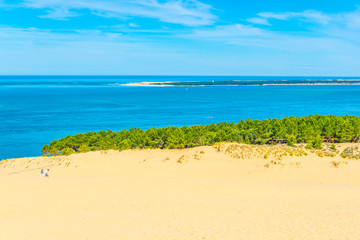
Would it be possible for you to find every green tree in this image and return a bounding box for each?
[285,134,297,147]
[62,147,75,156]
[119,139,131,150]
[79,144,90,153]
[49,147,60,156]
[306,135,323,149]
[42,115,360,155]
[330,143,336,151]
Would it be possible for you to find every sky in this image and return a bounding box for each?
[1,0,360,76]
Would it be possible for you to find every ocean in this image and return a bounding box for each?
[1,75,360,160]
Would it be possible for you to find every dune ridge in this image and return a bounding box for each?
[1,143,360,240]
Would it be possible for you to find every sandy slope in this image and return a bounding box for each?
[1,143,360,240]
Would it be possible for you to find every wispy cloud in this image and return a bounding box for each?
[0,26,210,75]
[246,17,271,26]
[188,7,360,45]
[181,18,360,75]
[102,24,174,34]
[185,7,360,55]
[40,8,80,20]
[129,23,139,28]
[190,24,266,38]
[20,0,217,26]
[258,10,331,24]
[0,0,12,8]
[2,3,360,75]
[257,8,360,28]
[0,26,131,48]
[342,9,360,29]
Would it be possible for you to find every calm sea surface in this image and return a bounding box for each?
[1,76,360,160]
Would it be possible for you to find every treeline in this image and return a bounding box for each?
[42,115,360,156]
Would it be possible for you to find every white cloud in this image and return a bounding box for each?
[256,8,360,29]
[21,0,217,26]
[0,26,129,47]
[258,10,331,24]
[248,8,360,44]
[191,24,267,38]
[257,12,290,21]
[185,16,360,55]
[107,24,172,34]
[0,0,11,7]
[246,17,271,26]
[0,26,222,75]
[1,25,360,76]
[2,4,360,75]
[129,23,139,28]
[300,10,332,24]
[40,8,79,20]
[343,9,360,29]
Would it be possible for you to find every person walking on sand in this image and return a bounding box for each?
[45,169,49,177]
[40,169,44,177]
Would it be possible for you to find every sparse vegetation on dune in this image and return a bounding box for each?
[213,142,307,161]
[340,146,360,160]
[213,142,357,169]
[330,160,348,168]
[213,142,309,167]
[42,115,360,156]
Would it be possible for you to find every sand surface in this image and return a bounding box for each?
[1,143,360,240]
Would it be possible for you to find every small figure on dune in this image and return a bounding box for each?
[45,169,49,177]
[40,169,44,177]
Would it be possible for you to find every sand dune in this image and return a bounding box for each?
[1,143,360,240]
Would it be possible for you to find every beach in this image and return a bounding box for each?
[1,143,360,240]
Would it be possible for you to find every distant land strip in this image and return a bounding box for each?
[123,79,360,87]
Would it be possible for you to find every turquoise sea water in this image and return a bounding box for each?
[1,76,360,160]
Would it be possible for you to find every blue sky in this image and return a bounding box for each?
[1,0,360,75]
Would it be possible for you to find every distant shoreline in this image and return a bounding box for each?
[122,80,360,87]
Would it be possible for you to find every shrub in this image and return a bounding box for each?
[331,161,341,168]
[285,134,297,147]
[48,147,60,156]
[62,147,75,156]
[330,143,336,151]
[78,144,90,153]
[306,135,322,149]
[119,139,131,150]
